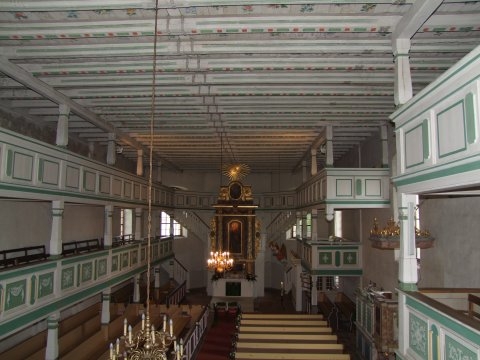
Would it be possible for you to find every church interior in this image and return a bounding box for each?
[0,1,480,360]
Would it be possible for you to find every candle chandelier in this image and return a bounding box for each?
[207,251,234,273]
[108,1,184,359]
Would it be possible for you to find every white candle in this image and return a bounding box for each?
[163,314,166,331]
[116,338,120,354]
[180,338,184,355]
[109,343,113,358]
[128,325,132,343]
[151,325,155,342]
[141,313,145,330]
[169,318,173,336]
[123,318,127,336]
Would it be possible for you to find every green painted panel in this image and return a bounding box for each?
[98,258,107,277]
[38,272,54,298]
[131,250,138,265]
[465,92,476,145]
[343,251,357,264]
[30,275,36,305]
[5,279,27,311]
[6,149,13,176]
[81,262,93,282]
[335,251,341,267]
[445,334,477,360]
[111,255,119,272]
[355,179,362,196]
[122,252,129,268]
[409,313,428,360]
[61,267,75,290]
[319,252,332,265]
[431,325,439,360]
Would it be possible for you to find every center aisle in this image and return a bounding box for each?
[195,313,237,360]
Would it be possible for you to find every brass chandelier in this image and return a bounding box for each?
[207,250,234,273]
[108,1,184,359]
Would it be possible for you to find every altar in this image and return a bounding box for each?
[211,278,255,298]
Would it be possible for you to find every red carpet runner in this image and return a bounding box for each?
[196,315,236,360]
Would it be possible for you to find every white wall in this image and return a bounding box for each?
[63,204,104,242]
[0,200,51,249]
[419,196,480,288]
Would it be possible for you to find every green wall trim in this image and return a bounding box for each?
[394,156,480,188]
[0,182,149,206]
[61,251,109,265]
[465,92,476,144]
[0,262,57,281]
[405,295,480,346]
[310,269,362,276]
[398,282,418,291]
[0,256,169,336]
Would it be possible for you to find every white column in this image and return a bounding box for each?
[302,211,308,239]
[296,211,302,238]
[169,213,174,237]
[134,208,143,240]
[311,209,318,241]
[55,104,70,147]
[133,274,141,303]
[45,313,60,360]
[136,149,144,176]
[101,290,111,325]
[310,148,317,176]
[302,160,307,183]
[154,265,161,288]
[156,160,163,184]
[104,205,113,248]
[381,124,389,167]
[397,192,418,288]
[106,133,116,165]
[49,200,64,258]
[393,38,413,106]
[326,125,333,167]
[88,142,95,159]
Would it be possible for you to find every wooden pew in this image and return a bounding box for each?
[0,245,48,268]
[468,294,480,320]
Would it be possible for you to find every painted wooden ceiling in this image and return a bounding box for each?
[0,1,479,173]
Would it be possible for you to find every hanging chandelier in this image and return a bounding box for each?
[108,1,184,359]
[207,251,234,273]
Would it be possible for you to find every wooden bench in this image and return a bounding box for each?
[468,294,480,320]
[335,292,356,332]
[0,245,48,268]
[62,239,101,256]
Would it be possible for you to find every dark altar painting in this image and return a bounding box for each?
[227,220,243,255]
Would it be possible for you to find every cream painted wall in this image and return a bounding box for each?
[419,196,480,288]
[360,208,398,295]
[173,233,209,289]
[63,204,104,242]
[0,200,51,249]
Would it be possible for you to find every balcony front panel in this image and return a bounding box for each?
[0,238,173,340]
[0,127,174,207]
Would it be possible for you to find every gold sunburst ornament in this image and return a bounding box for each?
[222,163,250,181]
